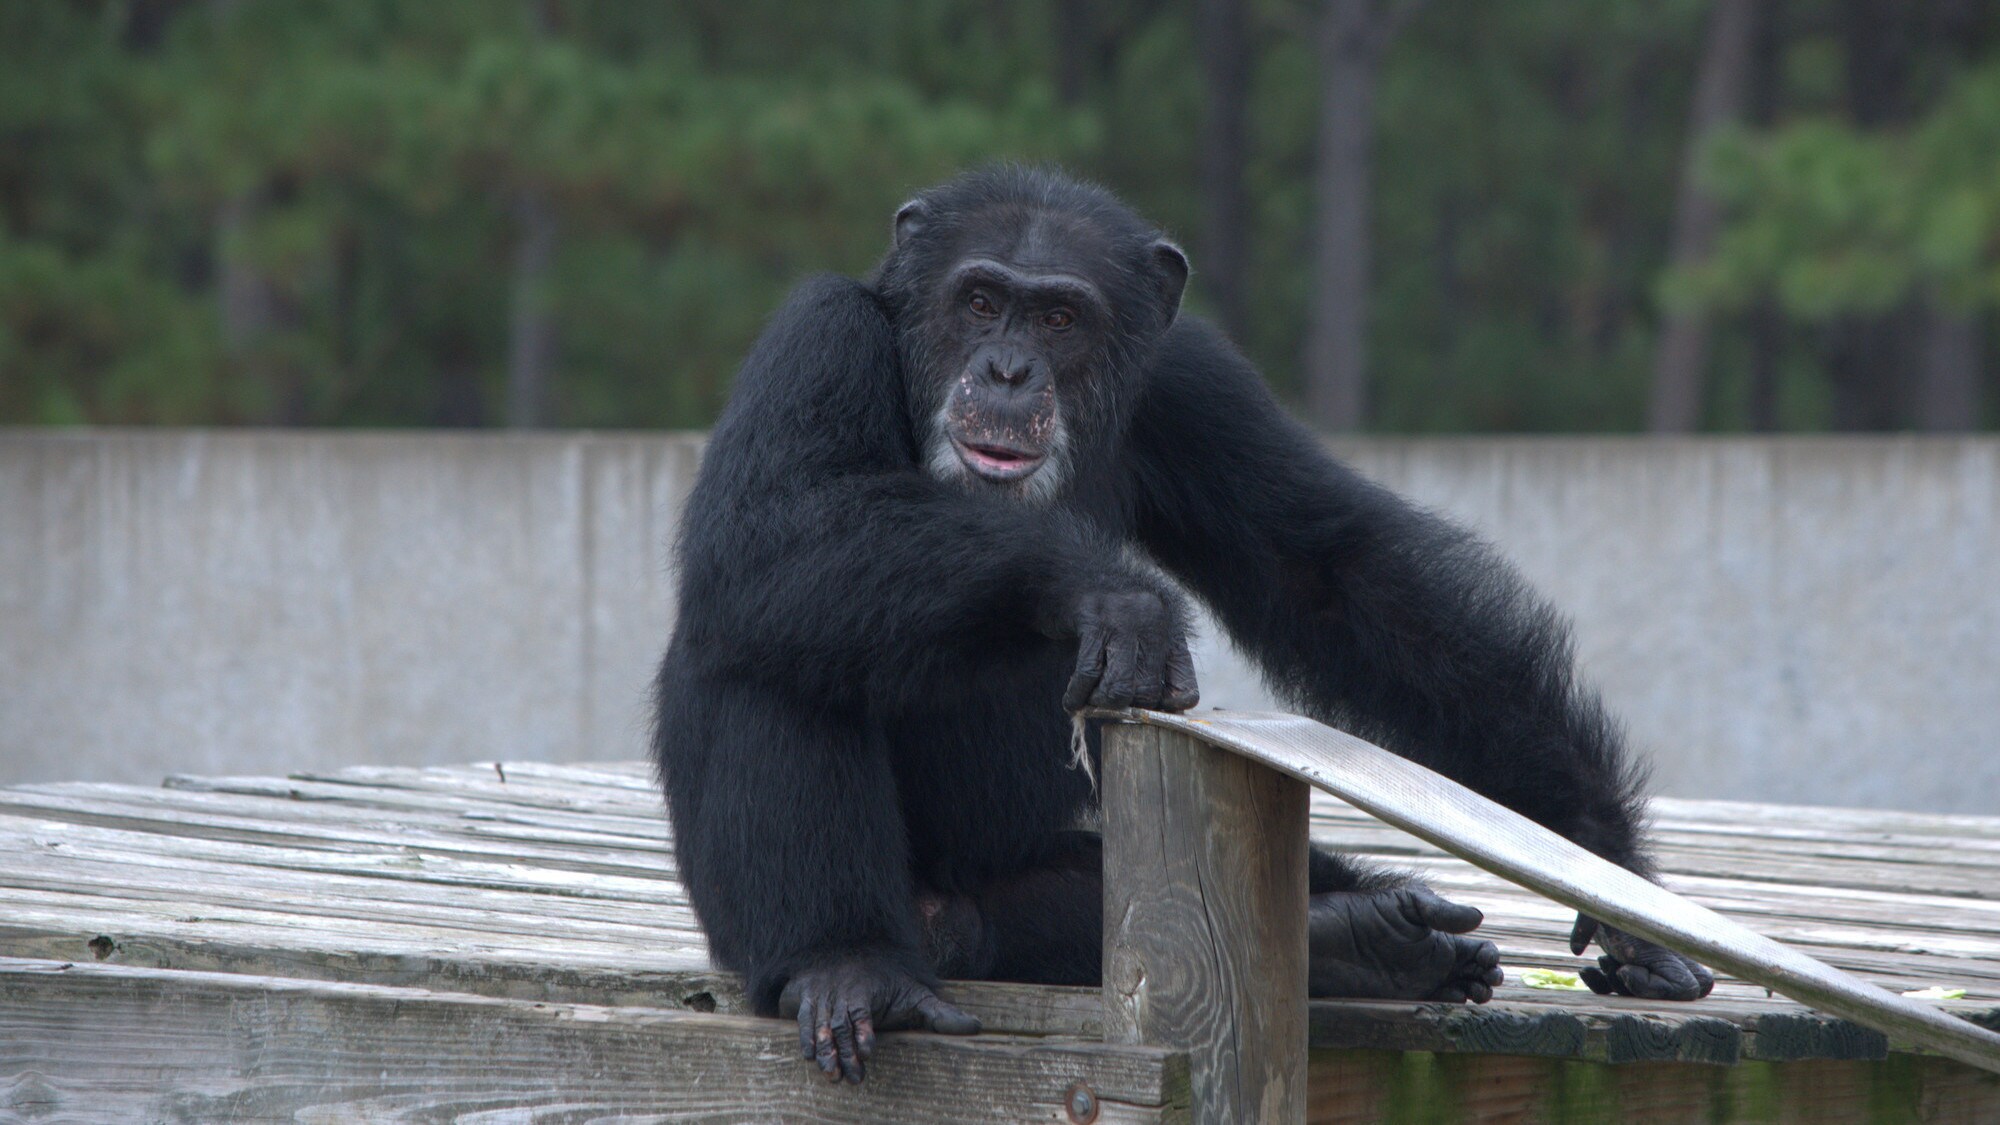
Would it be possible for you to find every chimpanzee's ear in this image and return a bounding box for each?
[893,199,929,249]
[1150,239,1189,325]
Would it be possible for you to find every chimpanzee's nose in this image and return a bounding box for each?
[987,355,1033,387]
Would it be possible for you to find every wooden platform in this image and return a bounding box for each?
[3,759,1998,1122]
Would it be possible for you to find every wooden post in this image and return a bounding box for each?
[1100,721,1310,1124]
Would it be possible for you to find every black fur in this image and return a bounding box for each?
[654,168,1701,1070]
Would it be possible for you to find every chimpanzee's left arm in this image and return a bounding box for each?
[1124,319,1713,1001]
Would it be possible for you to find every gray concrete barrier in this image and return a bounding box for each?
[2,430,1995,814]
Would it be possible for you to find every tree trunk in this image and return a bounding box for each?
[1824,311,1910,430]
[1054,0,1092,106]
[215,193,271,368]
[1305,2,1397,432]
[506,190,559,429]
[1746,299,1782,431]
[217,191,307,424]
[1646,0,1760,433]
[1914,304,1982,431]
[1822,0,1911,430]
[1742,0,1785,432]
[506,0,563,430]
[1906,2,1988,432]
[1197,0,1250,343]
[209,0,304,425]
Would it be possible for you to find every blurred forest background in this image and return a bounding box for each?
[5,0,2000,433]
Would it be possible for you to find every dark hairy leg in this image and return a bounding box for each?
[911,830,1104,986]
[925,838,1500,1003]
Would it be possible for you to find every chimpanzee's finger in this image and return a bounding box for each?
[811,1000,841,1077]
[1062,619,1109,713]
[831,1005,864,1084]
[1091,637,1140,708]
[796,993,818,1061]
[916,993,982,1035]
[1613,952,1704,1001]
[1161,640,1200,711]
[1402,886,1484,934]
[1580,955,1632,996]
[1569,913,1600,956]
[1597,924,1714,1001]
[1127,632,1170,709]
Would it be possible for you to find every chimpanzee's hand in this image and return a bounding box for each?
[1570,914,1716,1001]
[777,956,981,1084]
[1060,589,1199,712]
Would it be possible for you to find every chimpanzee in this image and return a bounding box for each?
[653,166,1712,1084]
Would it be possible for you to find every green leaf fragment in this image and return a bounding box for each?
[1518,968,1591,991]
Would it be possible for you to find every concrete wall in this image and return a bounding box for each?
[3,430,1996,814]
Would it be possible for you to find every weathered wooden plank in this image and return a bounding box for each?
[2,873,1953,1070]
[168,772,675,830]
[0,958,1189,1123]
[1102,723,1310,1122]
[203,769,2000,903]
[6,755,2000,1074]
[0,786,680,877]
[1115,709,2000,1076]
[1311,795,2000,897]
[8,801,1997,1007]
[1318,791,2000,855]
[1647,796,2000,841]
[1303,1049,2000,1124]
[0,809,688,903]
[1396,868,2000,966]
[1,838,706,942]
[18,780,676,853]
[15,788,2000,988]
[9,868,1951,1067]
[1399,860,2000,945]
[23,786,2000,991]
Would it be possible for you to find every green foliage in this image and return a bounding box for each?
[0,0,1990,431]
[1675,61,2000,322]
[2,0,1087,428]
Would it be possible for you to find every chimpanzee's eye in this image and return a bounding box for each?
[1042,308,1075,331]
[967,291,999,317]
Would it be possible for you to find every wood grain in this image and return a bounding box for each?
[1101,723,1310,1123]
[0,957,1188,1124]
[1304,1049,2000,1124]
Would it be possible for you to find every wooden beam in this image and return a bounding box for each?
[0,957,1189,1124]
[1101,722,1310,1122]
[1101,709,2000,1077]
[1304,1048,2000,1122]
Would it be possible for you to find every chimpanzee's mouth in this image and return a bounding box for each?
[952,437,1047,482]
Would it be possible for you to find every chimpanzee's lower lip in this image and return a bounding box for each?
[952,438,1046,481]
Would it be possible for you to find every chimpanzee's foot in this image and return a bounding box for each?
[1308,884,1504,1003]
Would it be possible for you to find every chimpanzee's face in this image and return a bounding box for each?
[889,198,1186,505]
[924,248,1113,499]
